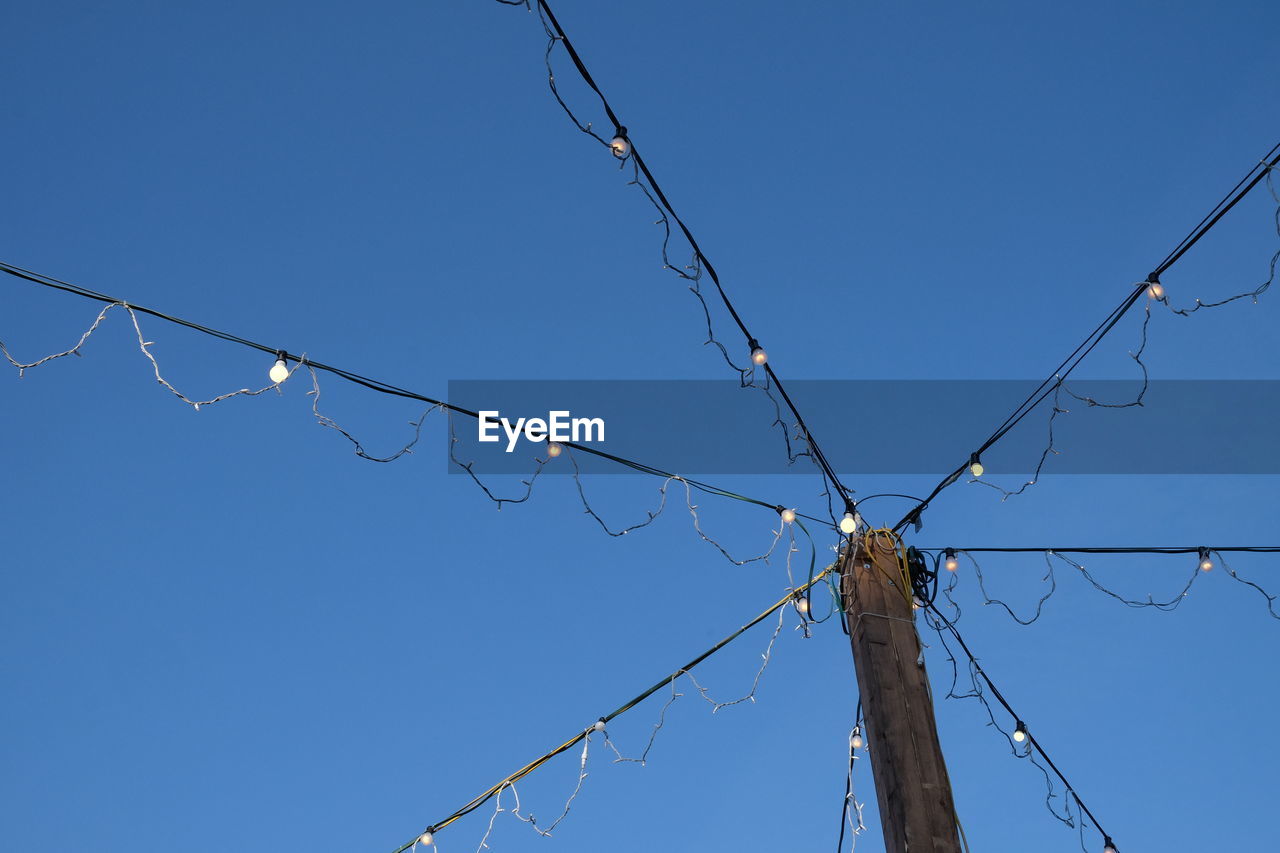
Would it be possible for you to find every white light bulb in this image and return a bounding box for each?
[1013,723,1027,743]
[547,441,563,458]
[269,358,289,384]
[780,508,796,524]
[610,136,630,158]
[839,512,857,534]
[1147,282,1164,300]
[751,346,768,366]
[1199,548,1213,572]
[795,597,810,615]
[418,831,434,847]
[593,719,606,732]
[851,730,864,750]
[944,550,958,572]
[969,460,984,477]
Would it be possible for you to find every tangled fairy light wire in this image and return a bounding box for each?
[893,146,1280,532]
[919,596,1118,852]
[0,261,851,547]
[390,565,837,853]
[963,159,1280,505]
[496,0,857,525]
[916,546,1280,624]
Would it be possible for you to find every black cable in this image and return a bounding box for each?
[924,601,1115,847]
[835,734,856,853]
[921,546,1280,555]
[531,0,853,507]
[892,143,1280,533]
[854,493,929,506]
[1153,141,1280,276]
[0,259,840,528]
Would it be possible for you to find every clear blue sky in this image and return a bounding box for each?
[3,1,1277,851]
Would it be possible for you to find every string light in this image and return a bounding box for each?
[922,600,1118,849]
[1146,277,1165,300]
[795,596,810,615]
[749,339,768,366]
[891,145,1280,535]
[919,546,1280,624]
[0,261,848,555]
[839,512,858,534]
[609,126,629,159]
[546,440,563,458]
[269,351,289,384]
[390,568,834,852]
[417,830,434,847]
[968,453,984,478]
[779,507,796,524]
[944,549,959,572]
[518,0,855,507]
[850,727,863,750]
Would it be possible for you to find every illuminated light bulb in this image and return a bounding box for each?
[944,549,959,572]
[610,127,630,159]
[418,830,434,847]
[1199,547,1213,572]
[839,512,858,534]
[269,352,289,384]
[851,728,864,750]
[1146,281,1165,300]
[911,596,922,610]
[780,508,796,524]
[547,441,564,458]
[751,346,768,366]
[593,718,606,733]
[1102,838,1118,853]
[1012,721,1028,743]
[968,453,984,478]
[795,597,810,615]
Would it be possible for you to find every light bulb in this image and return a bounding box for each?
[944,549,958,572]
[418,831,434,847]
[1012,722,1027,743]
[610,130,630,158]
[751,346,768,366]
[780,508,796,524]
[839,512,857,534]
[547,441,563,458]
[911,596,922,610]
[1199,547,1213,572]
[1103,837,1118,853]
[851,729,864,750]
[1147,282,1164,300]
[269,354,289,384]
[795,597,810,615]
[968,454,984,478]
[593,718,606,732]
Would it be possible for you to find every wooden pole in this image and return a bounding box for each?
[841,537,961,853]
